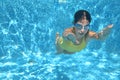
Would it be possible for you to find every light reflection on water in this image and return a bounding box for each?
[0,0,120,80]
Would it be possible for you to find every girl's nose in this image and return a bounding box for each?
[80,28,85,33]
[79,29,84,34]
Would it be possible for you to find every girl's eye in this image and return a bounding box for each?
[78,26,82,29]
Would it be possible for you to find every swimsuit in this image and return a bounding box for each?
[57,23,89,53]
[58,36,86,53]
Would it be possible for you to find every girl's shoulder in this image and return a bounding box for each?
[63,27,74,37]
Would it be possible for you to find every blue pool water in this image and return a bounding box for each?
[0,0,120,80]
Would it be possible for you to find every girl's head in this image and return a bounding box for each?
[73,10,91,25]
[73,10,91,37]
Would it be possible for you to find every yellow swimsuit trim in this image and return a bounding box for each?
[58,37,86,52]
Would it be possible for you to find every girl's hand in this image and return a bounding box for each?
[107,24,113,28]
[75,40,80,44]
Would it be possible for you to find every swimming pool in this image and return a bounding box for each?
[0,0,120,80]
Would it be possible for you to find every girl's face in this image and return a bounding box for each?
[75,15,89,37]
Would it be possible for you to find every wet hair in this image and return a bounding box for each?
[73,10,91,24]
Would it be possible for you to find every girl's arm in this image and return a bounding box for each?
[88,24,113,40]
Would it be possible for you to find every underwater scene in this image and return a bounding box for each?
[0,0,120,80]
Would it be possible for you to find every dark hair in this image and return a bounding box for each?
[73,10,91,24]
